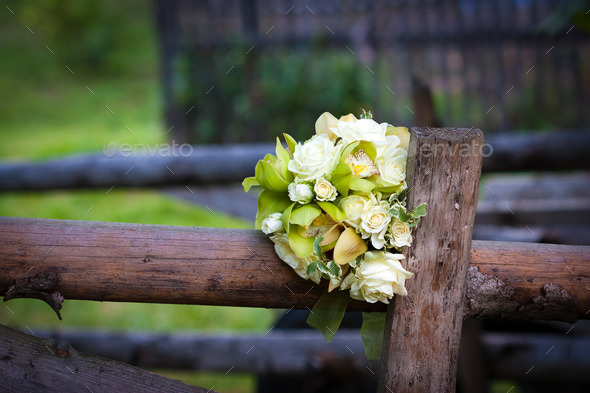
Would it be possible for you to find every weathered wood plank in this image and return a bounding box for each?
[481,130,590,173]
[31,329,590,381]
[474,173,590,244]
[163,172,590,229]
[0,324,214,393]
[378,127,484,392]
[480,173,590,202]
[36,329,366,374]
[0,131,588,191]
[0,217,588,319]
[0,144,273,191]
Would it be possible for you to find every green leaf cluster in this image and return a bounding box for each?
[242,134,297,194]
[390,202,427,228]
[306,260,342,281]
[359,109,373,119]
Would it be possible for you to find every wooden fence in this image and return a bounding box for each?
[0,130,589,191]
[28,329,590,382]
[1,127,589,392]
[156,0,590,144]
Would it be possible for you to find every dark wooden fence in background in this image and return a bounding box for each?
[157,0,590,144]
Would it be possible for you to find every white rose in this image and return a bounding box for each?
[359,203,391,249]
[388,218,412,248]
[288,182,314,204]
[270,233,321,284]
[261,212,283,235]
[338,194,369,228]
[374,134,401,157]
[340,251,413,304]
[314,178,337,202]
[375,146,407,188]
[330,118,388,145]
[288,134,341,181]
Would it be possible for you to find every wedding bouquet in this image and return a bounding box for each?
[243,110,426,354]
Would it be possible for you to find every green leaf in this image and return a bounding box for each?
[288,225,315,258]
[375,184,406,195]
[307,290,351,342]
[317,201,346,222]
[397,189,408,203]
[275,138,293,183]
[242,176,259,193]
[281,202,296,233]
[290,204,321,227]
[360,312,386,361]
[313,236,324,259]
[331,162,353,197]
[359,109,373,120]
[407,217,421,228]
[398,208,412,222]
[307,261,319,276]
[255,160,289,193]
[412,203,427,218]
[351,255,363,268]
[316,261,330,274]
[283,133,297,155]
[326,261,341,278]
[349,177,375,193]
[255,191,291,229]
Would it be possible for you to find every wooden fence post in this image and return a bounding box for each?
[378,127,484,392]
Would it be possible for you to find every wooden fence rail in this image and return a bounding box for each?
[1,216,588,322]
[0,324,212,393]
[31,329,590,382]
[0,130,588,191]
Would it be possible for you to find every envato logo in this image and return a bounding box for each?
[407,141,493,158]
[103,142,194,158]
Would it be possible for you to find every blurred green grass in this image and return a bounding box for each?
[0,189,252,228]
[0,3,269,391]
[0,76,164,160]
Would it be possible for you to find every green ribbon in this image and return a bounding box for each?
[360,311,386,361]
[307,291,387,361]
[306,290,350,342]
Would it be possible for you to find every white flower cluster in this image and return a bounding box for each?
[249,111,426,304]
[340,193,413,250]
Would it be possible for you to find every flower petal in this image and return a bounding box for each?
[334,227,368,265]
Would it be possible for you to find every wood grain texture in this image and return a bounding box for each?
[0,217,588,318]
[378,127,485,393]
[0,324,214,393]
